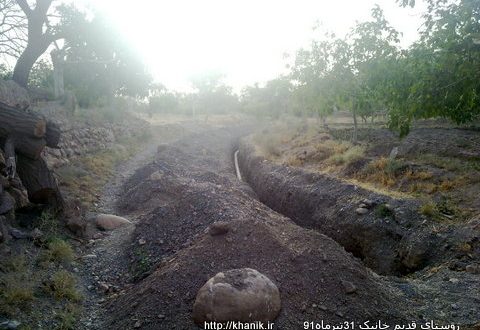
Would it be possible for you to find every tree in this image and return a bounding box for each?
[12,0,64,87]
[62,9,152,107]
[0,0,27,59]
[375,0,480,135]
[289,6,400,141]
[189,72,239,115]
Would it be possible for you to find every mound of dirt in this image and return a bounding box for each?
[104,127,413,329]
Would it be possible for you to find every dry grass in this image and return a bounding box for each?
[358,157,406,187]
[38,240,74,266]
[0,275,35,315]
[420,202,437,217]
[57,138,143,206]
[326,144,365,166]
[45,270,82,302]
[0,255,34,316]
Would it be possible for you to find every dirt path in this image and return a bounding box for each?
[76,123,204,329]
[77,137,159,329]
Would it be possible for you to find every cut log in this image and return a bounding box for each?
[0,185,15,214]
[16,154,63,209]
[0,80,30,110]
[46,121,61,148]
[3,137,16,179]
[0,102,46,138]
[0,136,46,161]
[11,135,46,160]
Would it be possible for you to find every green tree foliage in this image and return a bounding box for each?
[62,7,152,107]
[241,78,292,118]
[244,1,479,137]
[288,6,400,140]
[189,72,240,114]
[148,83,179,114]
[385,0,480,135]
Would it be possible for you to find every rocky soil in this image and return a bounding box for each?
[3,117,479,329]
[78,124,422,329]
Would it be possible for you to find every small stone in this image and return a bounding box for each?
[449,278,459,284]
[29,228,43,240]
[83,254,98,259]
[358,203,368,209]
[98,282,110,292]
[466,264,480,274]
[319,305,328,311]
[149,171,164,181]
[0,320,21,329]
[158,314,165,319]
[93,232,103,240]
[362,199,374,207]
[312,303,317,308]
[389,146,399,160]
[355,207,369,215]
[133,320,141,328]
[451,303,459,310]
[208,221,230,236]
[138,238,146,245]
[341,280,357,294]
[9,228,28,239]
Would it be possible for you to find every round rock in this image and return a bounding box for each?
[95,214,131,231]
[193,268,281,323]
[355,207,369,215]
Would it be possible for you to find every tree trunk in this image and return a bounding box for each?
[352,106,358,144]
[12,44,47,88]
[51,49,65,99]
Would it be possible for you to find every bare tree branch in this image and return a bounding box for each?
[15,0,31,17]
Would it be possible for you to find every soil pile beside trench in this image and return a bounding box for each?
[104,126,413,329]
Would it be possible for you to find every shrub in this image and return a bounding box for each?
[45,270,82,301]
[39,240,74,265]
[375,204,394,218]
[420,202,437,217]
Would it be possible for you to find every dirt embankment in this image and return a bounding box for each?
[238,137,480,275]
[102,126,413,329]
[238,135,480,327]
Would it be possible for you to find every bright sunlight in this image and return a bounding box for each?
[83,0,425,90]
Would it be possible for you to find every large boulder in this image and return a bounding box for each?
[193,268,281,324]
[0,80,30,109]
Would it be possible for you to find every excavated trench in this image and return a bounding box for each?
[234,138,477,277]
[101,127,479,329]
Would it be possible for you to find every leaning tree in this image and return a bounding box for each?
[11,0,65,87]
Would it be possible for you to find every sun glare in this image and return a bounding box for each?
[84,0,425,91]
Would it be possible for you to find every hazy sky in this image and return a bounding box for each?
[82,0,427,91]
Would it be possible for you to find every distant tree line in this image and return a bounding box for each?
[241,0,480,137]
[1,0,478,133]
